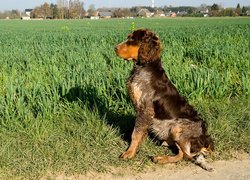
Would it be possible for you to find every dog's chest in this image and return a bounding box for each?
[127,69,154,108]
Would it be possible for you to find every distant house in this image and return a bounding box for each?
[199,8,209,17]
[25,9,33,16]
[86,11,100,19]
[90,16,99,19]
[171,12,177,17]
[153,10,165,17]
[21,9,33,20]
[246,10,250,16]
[177,11,188,16]
[165,11,171,17]
[166,11,176,17]
[138,8,153,18]
[99,11,113,18]
[21,16,30,20]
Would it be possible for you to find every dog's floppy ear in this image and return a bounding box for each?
[138,30,162,63]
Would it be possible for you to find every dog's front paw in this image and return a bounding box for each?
[151,156,158,163]
[120,150,136,160]
[199,163,214,172]
[205,166,214,172]
[151,156,170,164]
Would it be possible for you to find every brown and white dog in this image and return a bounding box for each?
[115,29,214,171]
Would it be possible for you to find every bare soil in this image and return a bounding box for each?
[48,155,250,180]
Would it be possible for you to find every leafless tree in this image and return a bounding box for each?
[69,0,85,19]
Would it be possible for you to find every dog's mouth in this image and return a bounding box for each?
[114,46,119,54]
[121,56,137,61]
[126,57,134,61]
[115,43,139,62]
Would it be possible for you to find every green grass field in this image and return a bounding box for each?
[0,17,250,178]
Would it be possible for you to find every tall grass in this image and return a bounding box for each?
[0,18,249,178]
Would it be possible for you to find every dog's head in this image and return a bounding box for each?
[115,29,162,64]
[201,135,214,154]
[191,135,215,155]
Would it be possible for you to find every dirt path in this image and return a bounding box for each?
[53,158,250,180]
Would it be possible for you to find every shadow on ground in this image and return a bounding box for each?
[59,85,135,142]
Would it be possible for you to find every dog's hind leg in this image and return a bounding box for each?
[152,150,184,164]
[152,143,184,164]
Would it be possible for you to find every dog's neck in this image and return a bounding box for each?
[134,59,162,68]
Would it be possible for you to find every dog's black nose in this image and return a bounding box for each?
[114,46,118,52]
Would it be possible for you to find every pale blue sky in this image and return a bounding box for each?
[0,0,249,11]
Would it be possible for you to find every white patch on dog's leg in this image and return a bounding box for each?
[161,141,169,146]
[185,143,191,156]
[194,154,214,172]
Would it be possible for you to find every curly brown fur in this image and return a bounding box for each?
[115,29,214,171]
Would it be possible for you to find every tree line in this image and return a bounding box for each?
[31,0,85,19]
[208,3,249,16]
[0,2,249,19]
[0,0,85,19]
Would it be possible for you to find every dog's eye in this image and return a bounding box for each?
[128,37,134,41]
[127,36,139,45]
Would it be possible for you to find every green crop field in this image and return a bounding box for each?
[0,17,250,178]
